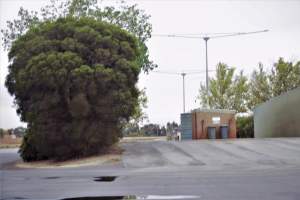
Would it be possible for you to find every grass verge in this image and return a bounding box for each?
[14,144,123,169]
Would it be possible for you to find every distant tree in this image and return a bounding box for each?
[13,127,27,137]
[122,88,148,136]
[1,0,156,72]
[198,63,248,112]
[139,123,175,136]
[229,71,249,112]
[197,58,300,115]
[248,58,300,109]
[269,57,300,96]
[7,129,13,135]
[141,123,161,136]
[160,126,167,136]
[6,17,143,161]
[122,123,140,137]
[0,129,4,138]
[166,121,179,134]
[248,63,272,109]
[128,88,148,126]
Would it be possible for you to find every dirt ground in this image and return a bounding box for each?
[0,135,22,148]
[13,144,123,169]
[121,136,166,142]
[1,137,167,169]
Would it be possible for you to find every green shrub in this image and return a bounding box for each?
[0,129,4,138]
[8,17,142,161]
[19,130,40,161]
[236,115,254,138]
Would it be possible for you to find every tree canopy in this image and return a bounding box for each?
[6,17,143,161]
[197,63,248,113]
[269,58,300,96]
[247,63,272,110]
[1,0,156,72]
[198,58,300,112]
[248,58,300,109]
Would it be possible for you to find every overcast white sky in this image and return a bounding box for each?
[1,0,300,129]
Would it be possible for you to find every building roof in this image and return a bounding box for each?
[191,108,236,114]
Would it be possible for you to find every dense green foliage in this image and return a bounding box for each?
[197,58,299,138]
[6,17,142,161]
[13,127,27,137]
[122,121,178,137]
[0,127,26,138]
[236,116,254,138]
[198,58,300,112]
[1,0,155,72]
[198,63,249,112]
[247,64,272,110]
[269,58,300,96]
[122,88,148,136]
[140,124,166,136]
[0,129,4,138]
[248,59,300,109]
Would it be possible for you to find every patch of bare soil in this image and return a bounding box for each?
[0,144,20,149]
[121,136,166,142]
[0,136,22,149]
[15,145,123,169]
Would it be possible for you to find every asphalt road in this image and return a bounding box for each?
[1,138,300,200]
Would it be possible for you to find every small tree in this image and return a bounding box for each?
[248,58,300,109]
[141,124,161,136]
[248,63,272,109]
[198,63,248,112]
[122,88,148,137]
[166,121,179,134]
[236,115,254,138]
[230,71,249,112]
[269,57,300,96]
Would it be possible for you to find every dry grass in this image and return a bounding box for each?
[0,136,22,149]
[15,144,123,169]
[0,144,20,149]
[3,137,165,169]
[121,136,167,142]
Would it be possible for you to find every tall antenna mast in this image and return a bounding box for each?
[181,72,186,113]
[153,29,269,92]
[152,70,214,113]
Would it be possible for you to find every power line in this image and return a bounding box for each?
[152,29,269,93]
[155,32,248,36]
[151,69,215,113]
[150,65,250,113]
[207,30,269,39]
[150,29,268,113]
[152,70,215,75]
[152,30,269,39]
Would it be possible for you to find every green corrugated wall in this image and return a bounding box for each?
[254,87,300,138]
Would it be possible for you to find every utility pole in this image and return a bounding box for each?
[153,30,269,92]
[181,72,186,113]
[204,37,209,92]
[152,70,211,113]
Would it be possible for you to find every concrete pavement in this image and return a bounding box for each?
[122,138,300,171]
[1,138,300,200]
